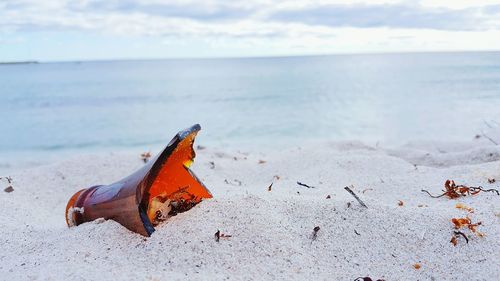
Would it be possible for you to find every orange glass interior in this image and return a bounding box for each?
[146,131,212,223]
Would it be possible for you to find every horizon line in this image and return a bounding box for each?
[2,49,500,64]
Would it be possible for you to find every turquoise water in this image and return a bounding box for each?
[1,52,499,159]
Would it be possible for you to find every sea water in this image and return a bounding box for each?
[1,52,499,168]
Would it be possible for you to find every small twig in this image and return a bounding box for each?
[344,186,368,208]
[354,229,360,236]
[297,181,316,189]
[483,120,494,129]
[481,130,498,145]
[1,176,13,184]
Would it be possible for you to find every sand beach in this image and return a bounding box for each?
[1,136,499,280]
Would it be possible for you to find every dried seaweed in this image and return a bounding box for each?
[422,179,499,199]
[451,217,482,234]
[397,200,404,206]
[455,203,474,213]
[450,216,483,245]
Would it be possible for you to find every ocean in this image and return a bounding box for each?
[1,52,499,168]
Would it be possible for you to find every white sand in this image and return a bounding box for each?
[1,139,499,280]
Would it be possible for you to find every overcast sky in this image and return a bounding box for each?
[1,0,500,61]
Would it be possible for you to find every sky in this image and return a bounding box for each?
[1,0,500,62]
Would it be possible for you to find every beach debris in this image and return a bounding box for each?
[361,188,373,194]
[297,181,316,189]
[413,263,421,270]
[209,161,215,169]
[224,179,242,186]
[196,145,206,150]
[354,229,361,236]
[354,278,385,281]
[417,204,428,207]
[214,230,232,242]
[421,179,499,199]
[1,176,14,193]
[480,131,498,145]
[267,183,273,192]
[344,186,368,208]
[140,151,151,163]
[1,176,13,184]
[455,203,474,213]
[274,175,280,180]
[65,124,212,236]
[451,231,469,246]
[451,216,483,235]
[488,178,496,184]
[326,195,331,199]
[311,226,320,240]
[449,216,483,246]
[258,160,266,164]
[397,200,404,206]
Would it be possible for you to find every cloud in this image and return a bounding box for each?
[482,4,500,14]
[269,3,498,31]
[1,0,500,60]
[68,0,256,21]
[1,0,499,37]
